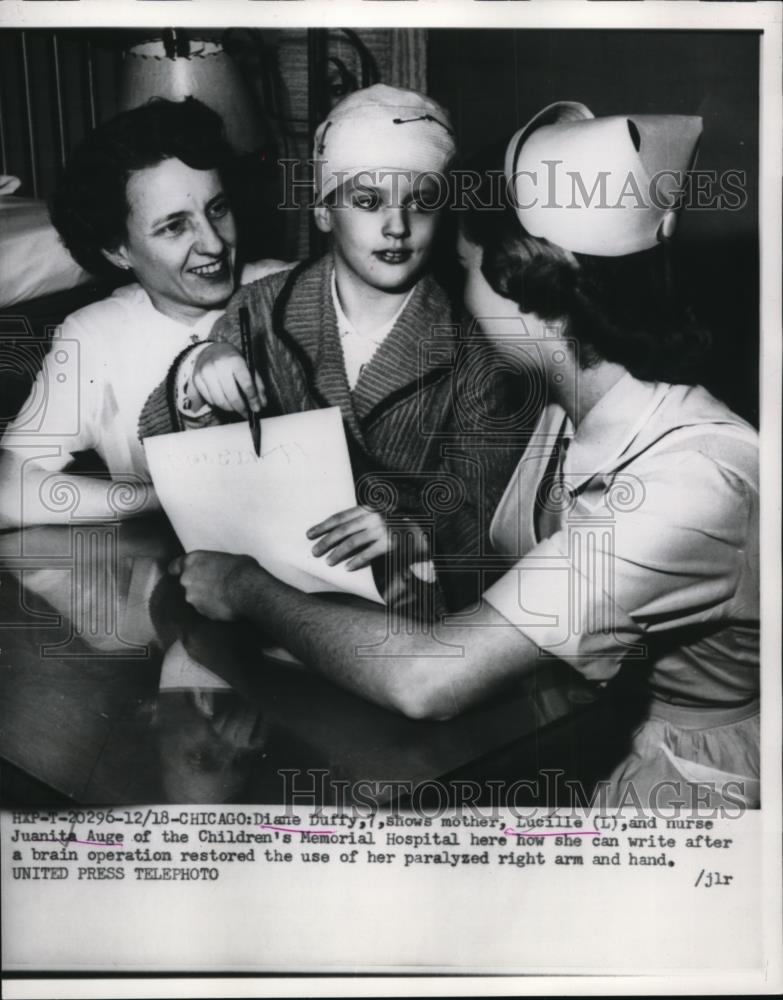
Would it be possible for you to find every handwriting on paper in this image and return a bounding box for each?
[144,408,382,603]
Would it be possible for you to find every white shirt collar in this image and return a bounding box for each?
[132,283,225,338]
[562,373,669,490]
[330,268,414,342]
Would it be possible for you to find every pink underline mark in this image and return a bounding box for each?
[258,824,336,836]
[55,837,117,847]
[503,828,600,838]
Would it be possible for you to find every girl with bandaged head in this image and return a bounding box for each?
[142,85,523,614]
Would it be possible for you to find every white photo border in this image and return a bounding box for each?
[0,2,780,998]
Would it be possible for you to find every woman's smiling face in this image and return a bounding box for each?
[107,157,238,324]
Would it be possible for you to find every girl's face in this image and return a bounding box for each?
[106,158,237,325]
[457,232,565,374]
[315,171,442,296]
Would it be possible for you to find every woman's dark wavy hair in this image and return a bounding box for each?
[460,141,711,385]
[50,98,236,277]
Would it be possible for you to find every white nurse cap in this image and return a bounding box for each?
[504,101,703,257]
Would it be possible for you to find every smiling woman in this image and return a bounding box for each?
[0,98,285,528]
[104,158,238,323]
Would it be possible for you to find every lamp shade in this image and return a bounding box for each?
[119,37,263,153]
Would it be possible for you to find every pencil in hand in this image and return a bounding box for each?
[239,306,262,457]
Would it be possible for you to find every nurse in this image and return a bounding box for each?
[170,102,760,809]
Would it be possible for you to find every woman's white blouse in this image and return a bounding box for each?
[1,283,223,477]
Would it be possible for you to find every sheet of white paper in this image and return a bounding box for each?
[143,407,383,604]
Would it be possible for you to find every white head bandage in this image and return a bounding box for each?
[312,84,456,203]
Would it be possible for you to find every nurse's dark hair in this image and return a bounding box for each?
[460,142,710,384]
[51,97,235,277]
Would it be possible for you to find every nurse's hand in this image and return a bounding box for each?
[190,343,267,416]
[169,550,259,621]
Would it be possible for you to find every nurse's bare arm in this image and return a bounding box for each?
[170,551,540,720]
[0,450,160,528]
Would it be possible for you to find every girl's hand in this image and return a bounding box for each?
[191,343,267,416]
[307,507,429,571]
[307,506,388,570]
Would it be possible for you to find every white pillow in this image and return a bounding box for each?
[0,192,91,308]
